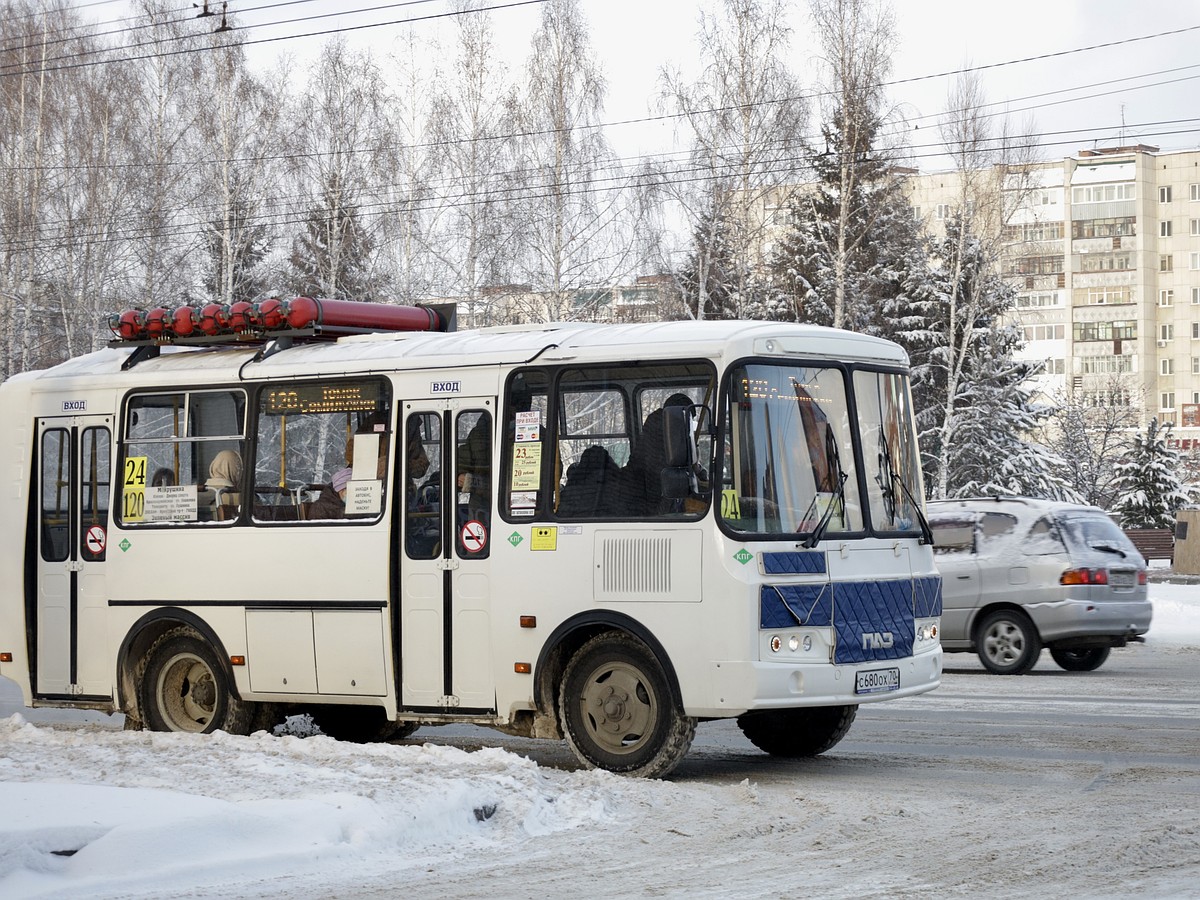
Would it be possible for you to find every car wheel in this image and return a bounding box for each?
[1050,647,1111,672]
[558,631,695,778]
[737,705,858,757]
[975,609,1041,675]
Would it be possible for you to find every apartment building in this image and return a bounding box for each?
[907,144,1200,447]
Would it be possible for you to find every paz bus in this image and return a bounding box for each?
[0,298,942,778]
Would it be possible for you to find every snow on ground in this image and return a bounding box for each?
[0,584,1197,899]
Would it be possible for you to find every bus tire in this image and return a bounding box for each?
[558,631,695,779]
[309,705,420,742]
[736,705,857,757]
[1050,646,1110,672]
[140,628,255,735]
[976,609,1041,675]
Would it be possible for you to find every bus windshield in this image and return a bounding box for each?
[720,363,863,536]
[720,363,924,538]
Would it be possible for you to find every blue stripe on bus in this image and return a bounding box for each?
[761,551,827,575]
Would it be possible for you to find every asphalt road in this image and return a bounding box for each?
[406,639,1200,788]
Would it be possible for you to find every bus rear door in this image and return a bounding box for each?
[35,416,113,700]
[400,401,495,712]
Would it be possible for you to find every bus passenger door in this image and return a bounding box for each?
[399,401,496,712]
[35,417,113,700]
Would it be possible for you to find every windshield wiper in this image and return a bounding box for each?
[1091,542,1126,558]
[880,434,934,545]
[802,430,848,549]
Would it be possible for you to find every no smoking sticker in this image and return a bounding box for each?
[461,520,487,553]
[85,525,106,556]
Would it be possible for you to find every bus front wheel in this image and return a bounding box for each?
[558,632,695,778]
[139,628,255,735]
[737,705,858,757]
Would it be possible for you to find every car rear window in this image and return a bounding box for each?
[1057,514,1138,556]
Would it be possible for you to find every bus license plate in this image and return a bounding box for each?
[855,667,900,695]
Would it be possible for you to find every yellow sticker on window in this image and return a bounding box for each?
[122,455,147,522]
[720,489,741,519]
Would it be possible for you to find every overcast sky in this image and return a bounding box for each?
[98,0,1200,171]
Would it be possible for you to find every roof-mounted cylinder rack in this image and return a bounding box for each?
[106,296,451,350]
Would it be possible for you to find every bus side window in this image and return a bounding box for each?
[120,390,245,527]
[501,370,549,519]
[456,411,491,558]
[254,380,392,525]
[406,412,442,558]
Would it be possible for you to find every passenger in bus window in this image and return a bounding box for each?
[309,467,352,520]
[621,393,694,516]
[199,449,242,520]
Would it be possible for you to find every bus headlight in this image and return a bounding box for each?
[788,635,799,652]
[769,635,782,652]
[914,619,940,647]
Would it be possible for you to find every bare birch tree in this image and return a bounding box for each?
[660,0,807,320]
[513,0,628,322]
[425,2,520,327]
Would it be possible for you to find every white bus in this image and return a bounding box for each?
[0,302,942,777]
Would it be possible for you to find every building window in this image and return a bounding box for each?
[1022,324,1065,342]
[1076,253,1132,273]
[1016,292,1060,308]
[1160,186,1173,203]
[1161,220,1173,237]
[1192,183,1200,201]
[1192,252,1200,271]
[1042,358,1065,375]
[936,204,951,220]
[1076,286,1133,305]
[1192,219,1200,235]
[1162,324,1175,341]
[1074,321,1137,342]
[1161,358,1175,376]
[1160,290,1175,307]
[913,206,921,221]
[1072,184,1135,204]
[1071,216,1135,239]
[1194,288,1200,306]
[1161,255,1174,272]
[1193,358,1200,375]
[1080,355,1133,374]
[1193,322,1200,339]
[1162,392,1176,410]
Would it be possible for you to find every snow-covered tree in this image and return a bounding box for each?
[901,216,1072,499]
[1111,418,1190,528]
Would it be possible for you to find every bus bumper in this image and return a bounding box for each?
[694,646,942,718]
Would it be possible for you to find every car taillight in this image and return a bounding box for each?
[1138,570,1148,585]
[1060,567,1109,585]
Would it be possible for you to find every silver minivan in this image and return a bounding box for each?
[928,497,1153,674]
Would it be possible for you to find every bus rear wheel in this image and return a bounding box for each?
[558,632,695,779]
[736,705,858,757]
[140,628,255,735]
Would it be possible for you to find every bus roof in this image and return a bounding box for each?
[9,319,909,391]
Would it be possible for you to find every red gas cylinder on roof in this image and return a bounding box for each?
[112,308,145,341]
[228,300,255,332]
[172,306,197,337]
[144,307,171,338]
[197,303,231,336]
[281,296,443,332]
[253,297,285,330]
